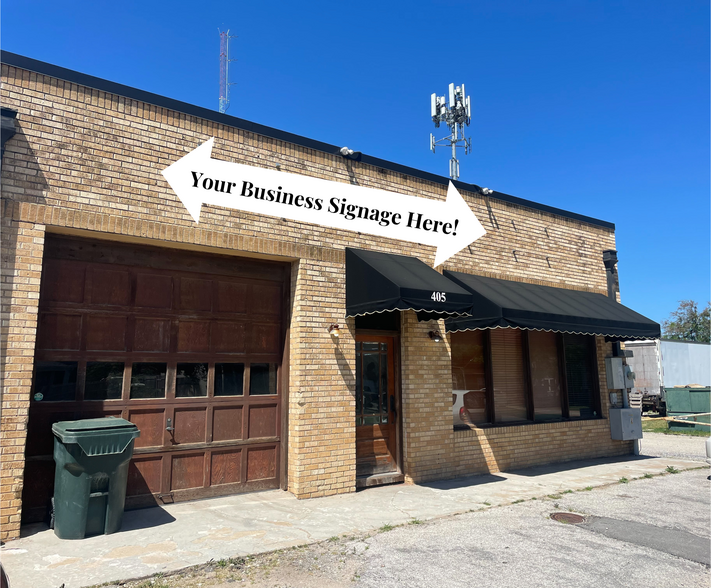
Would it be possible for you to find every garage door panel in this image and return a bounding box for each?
[246,447,276,482]
[43,260,85,303]
[86,315,127,351]
[251,323,281,354]
[89,268,131,306]
[134,318,171,352]
[177,320,210,353]
[37,313,82,350]
[173,407,207,444]
[211,449,242,485]
[136,273,173,309]
[171,453,205,490]
[213,406,243,441]
[127,456,163,497]
[216,281,247,314]
[248,405,278,439]
[250,284,282,316]
[212,321,246,353]
[179,277,212,311]
[128,409,165,448]
[25,408,76,457]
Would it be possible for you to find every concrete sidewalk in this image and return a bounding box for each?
[1,454,704,588]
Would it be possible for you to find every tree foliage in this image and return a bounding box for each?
[661,300,710,342]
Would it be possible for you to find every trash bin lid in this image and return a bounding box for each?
[52,417,140,456]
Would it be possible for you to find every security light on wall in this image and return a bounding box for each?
[328,324,341,337]
[429,330,442,342]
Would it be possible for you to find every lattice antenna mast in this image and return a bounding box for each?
[219,29,237,114]
[429,84,472,181]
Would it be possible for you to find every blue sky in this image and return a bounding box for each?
[2,0,709,325]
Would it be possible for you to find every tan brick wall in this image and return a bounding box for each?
[0,207,45,541]
[0,62,626,540]
[287,258,356,498]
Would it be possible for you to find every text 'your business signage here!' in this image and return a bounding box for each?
[162,138,486,267]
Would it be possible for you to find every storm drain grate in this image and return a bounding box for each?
[550,512,585,524]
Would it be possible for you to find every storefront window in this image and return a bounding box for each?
[85,362,124,400]
[450,328,599,427]
[491,329,528,423]
[451,330,488,425]
[214,363,244,396]
[176,363,208,397]
[250,363,277,395]
[130,363,167,399]
[528,331,563,422]
[563,334,597,418]
[32,361,77,402]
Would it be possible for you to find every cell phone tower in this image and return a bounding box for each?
[429,84,472,181]
[219,29,237,114]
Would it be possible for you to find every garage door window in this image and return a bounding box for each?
[250,363,278,395]
[214,363,245,396]
[176,363,208,397]
[85,362,124,400]
[130,363,167,399]
[33,361,77,402]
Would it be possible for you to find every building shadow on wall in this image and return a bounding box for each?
[1,124,49,386]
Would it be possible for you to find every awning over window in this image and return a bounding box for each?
[346,248,475,319]
[443,271,661,341]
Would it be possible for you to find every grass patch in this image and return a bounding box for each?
[379,523,395,532]
[642,418,710,437]
[643,473,654,479]
[408,518,423,525]
[666,465,680,474]
[619,477,629,484]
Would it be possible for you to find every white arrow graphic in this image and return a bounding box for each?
[161,138,486,266]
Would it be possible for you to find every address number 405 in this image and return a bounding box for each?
[431,291,447,302]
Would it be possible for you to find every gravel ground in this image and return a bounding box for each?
[639,431,709,462]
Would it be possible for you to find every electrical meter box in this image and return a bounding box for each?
[609,408,642,440]
[605,357,626,389]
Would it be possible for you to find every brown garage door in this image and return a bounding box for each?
[23,235,289,523]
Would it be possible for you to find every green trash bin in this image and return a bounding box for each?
[52,417,140,540]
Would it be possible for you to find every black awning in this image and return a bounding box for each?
[346,248,475,319]
[443,271,660,341]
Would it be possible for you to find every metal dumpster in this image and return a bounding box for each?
[52,417,140,539]
[665,387,711,433]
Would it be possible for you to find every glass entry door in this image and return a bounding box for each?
[355,335,398,478]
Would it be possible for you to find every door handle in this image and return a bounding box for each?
[166,417,175,432]
[390,396,397,419]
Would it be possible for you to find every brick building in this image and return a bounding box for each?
[0,51,659,541]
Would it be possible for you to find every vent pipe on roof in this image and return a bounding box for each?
[602,250,619,300]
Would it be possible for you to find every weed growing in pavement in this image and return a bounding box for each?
[512,499,525,504]
[409,518,423,525]
[483,500,491,506]
[619,477,629,483]
[580,486,593,491]
[329,536,339,542]
[562,490,573,494]
[643,473,654,479]
[548,494,562,499]
[379,523,395,532]
[666,465,680,474]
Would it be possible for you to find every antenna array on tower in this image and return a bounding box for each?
[429,83,472,181]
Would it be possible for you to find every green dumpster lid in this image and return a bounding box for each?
[52,417,140,456]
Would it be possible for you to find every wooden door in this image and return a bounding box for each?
[355,336,398,478]
[23,236,287,523]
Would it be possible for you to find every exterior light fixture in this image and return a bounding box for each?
[328,324,341,337]
[428,330,442,342]
[337,146,362,161]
